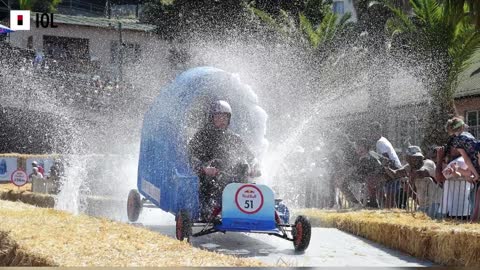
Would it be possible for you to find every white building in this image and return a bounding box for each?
[8,13,169,79]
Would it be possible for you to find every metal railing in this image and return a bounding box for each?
[306,174,480,222]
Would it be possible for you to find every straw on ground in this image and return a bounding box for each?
[0,200,265,266]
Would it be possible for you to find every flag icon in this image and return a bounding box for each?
[0,24,14,34]
[10,10,30,31]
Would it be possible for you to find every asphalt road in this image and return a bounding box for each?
[132,207,434,267]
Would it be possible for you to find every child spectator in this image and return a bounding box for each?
[440,155,475,219]
[437,131,474,218]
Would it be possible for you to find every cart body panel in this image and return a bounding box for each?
[217,183,276,231]
[137,67,268,220]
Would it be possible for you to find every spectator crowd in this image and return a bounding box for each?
[28,159,64,195]
[295,117,480,222]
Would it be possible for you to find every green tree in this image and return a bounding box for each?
[250,3,352,50]
[18,0,34,10]
[304,0,333,25]
[384,0,480,146]
[140,0,178,40]
[444,0,480,29]
[299,9,352,48]
[19,0,62,12]
[140,0,253,40]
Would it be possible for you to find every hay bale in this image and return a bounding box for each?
[0,183,32,192]
[18,192,54,208]
[0,153,59,159]
[2,190,21,201]
[0,200,265,267]
[302,209,480,267]
[0,190,54,208]
[0,231,53,266]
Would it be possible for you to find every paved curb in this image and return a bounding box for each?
[304,210,480,267]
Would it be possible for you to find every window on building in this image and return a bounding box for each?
[43,35,90,60]
[111,41,141,64]
[466,110,480,137]
[333,1,345,15]
[394,114,424,150]
[27,36,33,49]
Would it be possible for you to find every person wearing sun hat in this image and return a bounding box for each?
[445,117,480,182]
[445,117,480,221]
[385,145,442,218]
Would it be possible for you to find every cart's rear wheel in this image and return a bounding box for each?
[176,210,192,241]
[127,189,142,222]
[292,215,311,252]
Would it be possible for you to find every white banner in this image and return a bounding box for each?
[0,158,18,182]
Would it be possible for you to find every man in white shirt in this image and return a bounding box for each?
[372,123,401,169]
[371,122,405,208]
[376,136,401,169]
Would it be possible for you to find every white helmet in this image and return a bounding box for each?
[211,100,232,115]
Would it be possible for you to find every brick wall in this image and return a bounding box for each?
[455,96,480,118]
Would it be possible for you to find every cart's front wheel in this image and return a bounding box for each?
[176,210,192,241]
[292,215,311,252]
[127,189,142,222]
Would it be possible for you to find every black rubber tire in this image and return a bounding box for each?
[175,210,192,241]
[127,189,142,222]
[292,215,311,252]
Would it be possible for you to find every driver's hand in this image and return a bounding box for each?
[203,166,219,177]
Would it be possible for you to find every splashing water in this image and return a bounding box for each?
[55,155,90,215]
[1,16,432,215]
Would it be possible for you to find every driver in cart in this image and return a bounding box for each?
[188,100,259,222]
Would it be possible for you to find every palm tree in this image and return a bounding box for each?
[384,0,480,146]
[19,0,34,10]
[444,0,480,29]
[19,0,62,12]
[250,7,301,41]
[299,9,352,49]
[353,0,410,25]
[250,4,352,50]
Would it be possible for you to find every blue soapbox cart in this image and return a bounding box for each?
[127,67,311,251]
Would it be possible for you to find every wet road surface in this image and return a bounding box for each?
[133,207,434,267]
